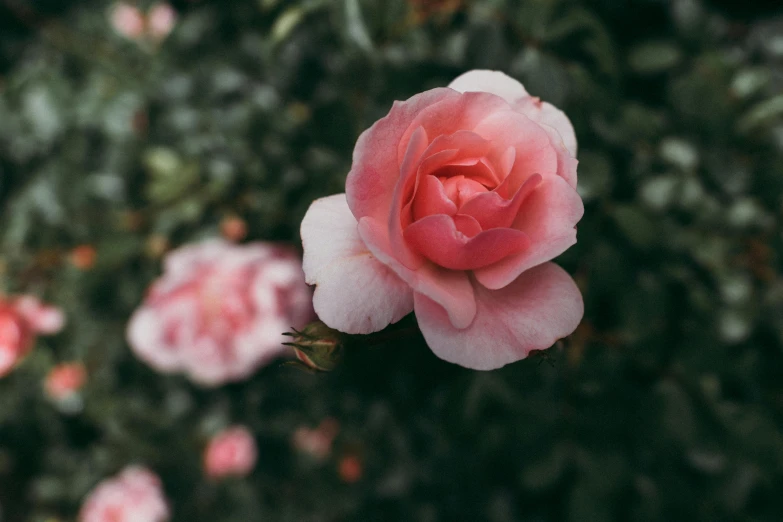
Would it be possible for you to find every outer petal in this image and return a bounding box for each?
[301,194,373,285]
[301,194,413,334]
[449,70,578,186]
[415,263,583,370]
[474,175,583,290]
[126,306,184,372]
[518,98,578,158]
[449,70,531,104]
[358,217,476,329]
[164,238,231,275]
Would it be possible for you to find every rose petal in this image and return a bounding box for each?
[474,175,583,290]
[358,217,476,328]
[473,109,557,191]
[448,70,531,105]
[388,125,430,269]
[346,88,455,224]
[412,175,458,221]
[13,296,65,334]
[452,214,482,238]
[415,262,583,370]
[439,174,489,206]
[126,305,187,372]
[449,70,576,157]
[301,194,373,285]
[301,194,413,334]
[164,238,230,275]
[403,214,530,270]
[449,70,578,187]
[517,97,578,158]
[458,173,541,230]
[398,91,510,161]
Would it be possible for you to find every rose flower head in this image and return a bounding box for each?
[127,239,314,386]
[0,295,65,377]
[203,426,258,479]
[301,70,584,370]
[79,466,170,522]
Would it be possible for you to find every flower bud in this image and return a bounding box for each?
[338,454,363,483]
[203,426,257,479]
[220,215,247,242]
[69,245,97,270]
[283,321,344,372]
[45,362,87,402]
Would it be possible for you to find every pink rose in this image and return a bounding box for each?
[203,426,258,479]
[0,295,65,377]
[79,466,170,522]
[44,362,87,402]
[147,3,177,40]
[127,239,314,386]
[110,3,146,39]
[292,417,340,461]
[301,70,584,370]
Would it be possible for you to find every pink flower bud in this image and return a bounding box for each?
[69,245,97,270]
[79,466,170,522]
[45,362,87,402]
[338,454,363,483]
[220,215,248,242]
[204,426,258,479]
[147,3,177,40]
[110,3,146,40]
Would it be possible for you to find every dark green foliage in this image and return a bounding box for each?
[1,0,782,520]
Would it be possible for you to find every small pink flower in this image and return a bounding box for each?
[221,216,248,243]
[338,454,363,483]
[147,3,177,40]
[79,466,170,522]
[45,362,87,402]
[110,3,146,39]
[127,239,314,386]
[301,70,584,370]
[292,418,339,461]
[204,426,257,479]
[0,295,64,378]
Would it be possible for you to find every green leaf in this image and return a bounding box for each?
[628,41,682,74]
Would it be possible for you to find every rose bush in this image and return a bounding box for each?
[127,239,314,386]
[79,466,169,522]
[301,70,584,370]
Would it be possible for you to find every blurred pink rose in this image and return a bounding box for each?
[127,239,314,386]
[79,466,170,522]
[292,417,339,461]
[147,3,177,40]
[301,70,584,370]
[110,3,146,39]
[110,2,177,42]
[0,295,64,377]
[44,362,87,402]
[203,426,258,479]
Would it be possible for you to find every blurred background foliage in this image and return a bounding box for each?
[1,0,783,520]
